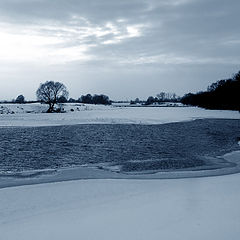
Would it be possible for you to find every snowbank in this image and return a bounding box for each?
[1,172,240,240]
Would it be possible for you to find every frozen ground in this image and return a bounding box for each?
[1,170,240,240]
[0,105,240,239]
[0,103,239,126]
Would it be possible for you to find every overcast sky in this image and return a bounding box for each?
[0,0,239,100]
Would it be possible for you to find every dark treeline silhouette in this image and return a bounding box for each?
[67,94,111,105]
[0,95,29,104]
[1,93,112,107]
[78,94,111,105]
[145,92,179,105]
[3,72,239,111]
[15,95,25,104]
[181,71,240,111]
[130,98,145,105]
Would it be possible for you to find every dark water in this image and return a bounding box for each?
[0,119,239,173]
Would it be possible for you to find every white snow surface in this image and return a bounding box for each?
[0,103,239,126]
[1,172,240,240]
[1,104,240,239]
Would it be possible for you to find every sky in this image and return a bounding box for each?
[0,0,239,101]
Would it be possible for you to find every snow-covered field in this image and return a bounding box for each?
[0,103,239,126]
[1,171,240,240]
[0,104,240,239]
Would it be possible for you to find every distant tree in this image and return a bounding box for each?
[157,92,166,102]
[57,96,68,103]
[172,93,177,101]
[79,94,93,104]
[156,92,178,102]
[207,79,228,92]
[135,98,140,103]
[15,95,25,103]
[68,98,77,103]
[92,94,111,105]
[130,98,140,105]
[79,94,111,105]
[146,96,155,105]
[233,71,240,81]
[181,93,196,105]
[36,81,69,113]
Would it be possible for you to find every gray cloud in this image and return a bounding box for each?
[0,0,239,100]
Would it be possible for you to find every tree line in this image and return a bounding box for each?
[181,71,240,111]
[144,92,180,105]
[2,81,111,113]
[69,94,111,105]
[35,81,111,112]
[2,70,240,112]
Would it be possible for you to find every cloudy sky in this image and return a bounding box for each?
[0,0,239,100]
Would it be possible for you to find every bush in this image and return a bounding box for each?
[15,95,25,104]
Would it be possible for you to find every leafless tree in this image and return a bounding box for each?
[157,92,166,101]
[36,81,69,112]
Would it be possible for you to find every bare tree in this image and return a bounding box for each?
[36,81,69,112]
[157,92,166,101]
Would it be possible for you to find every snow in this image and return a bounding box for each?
[1,172,240,240]
[0,103,239,127]
[0,104,239,239]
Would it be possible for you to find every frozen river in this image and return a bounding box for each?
[0,119,239,175]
